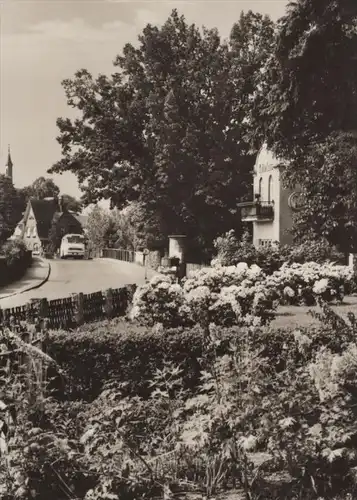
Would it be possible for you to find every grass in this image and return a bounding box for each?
[272,294,357,329]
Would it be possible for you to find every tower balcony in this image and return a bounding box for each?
[238,201,274,222]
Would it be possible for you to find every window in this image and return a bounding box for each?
[268,175,273,203]
[32,227,37,237]
[26,227,31,238]
[67,235,84,244]
[259,177,263,197]
[259,239,272,248]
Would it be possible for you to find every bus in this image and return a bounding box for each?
[60,233,86,259]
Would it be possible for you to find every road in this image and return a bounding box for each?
[0,258,156,309]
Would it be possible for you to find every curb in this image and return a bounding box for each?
[0,258,51,301]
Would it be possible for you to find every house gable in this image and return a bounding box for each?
[55,212,84,235]
[22,202,42,251]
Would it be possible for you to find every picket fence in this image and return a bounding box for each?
[0,284,136,331]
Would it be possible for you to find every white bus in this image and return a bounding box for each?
[60,233,86,259]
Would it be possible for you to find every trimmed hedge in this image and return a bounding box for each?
[46,319,205,401]
[0,240,32,287]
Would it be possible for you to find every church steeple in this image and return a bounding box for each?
[5,145,13,182]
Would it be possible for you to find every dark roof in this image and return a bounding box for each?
[73,214,88,227]
[30,199,58,240]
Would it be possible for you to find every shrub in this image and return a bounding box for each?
[213,230,346,274]
[264,261,354,305]
[131,263,277,328]
[46,319,204,401]
[129,275,185,327]
[5,303,357,499]
[0,240,32,286]
[286,238,345,265]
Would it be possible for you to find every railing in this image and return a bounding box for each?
[101,248,146,265]
[0,284,136,331]
[238,201,274,221]
[102,248,135,262]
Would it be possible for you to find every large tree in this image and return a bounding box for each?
[49,9,274,257]
[61,194,83,214]
[259,0,357,250]
[86,206,111,252]
[18,177,83,215]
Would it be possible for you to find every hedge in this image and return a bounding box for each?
[0,240,32,287]
[46,319,205,401]
[46,315,349,403]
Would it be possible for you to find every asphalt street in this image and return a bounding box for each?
[0,258,155,308]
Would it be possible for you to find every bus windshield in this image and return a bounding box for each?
[66,235,84,244]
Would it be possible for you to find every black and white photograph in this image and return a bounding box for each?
[0,0,357,498]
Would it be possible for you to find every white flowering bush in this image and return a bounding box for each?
[264,261,354,306]
[129,274,186,327]
[131,263,276,328]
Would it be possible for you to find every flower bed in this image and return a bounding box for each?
[264,262,354,306]
[131,261,355,328]
[131,263,276,328]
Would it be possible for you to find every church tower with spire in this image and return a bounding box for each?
[5,145,13,182]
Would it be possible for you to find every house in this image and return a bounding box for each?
[238,145,304,248]
[71,214,88,235]
[20,196,84,253]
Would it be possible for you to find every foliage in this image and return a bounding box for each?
[46,319,203,401]
[283,132,357,252]
[110,203,165,252]
[47,219,63,254]
[86,205,111,251]
[18,177,60,206]
[5,301,357,498]
[61,194,83,214]
[0,174,23,243]
[261,0,357,151]
[258,0,357,250]
[264,261,354,306]
[49,9,275,257]
[213,230,287,274]
[0,240,32,286]
[17,177,82,217]
[213,230,346,274]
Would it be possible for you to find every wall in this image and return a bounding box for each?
[253,147,280,247]
[252,146,294,247]
[279,175,294,246]
[169,236,186,261]
[23,205,42,252]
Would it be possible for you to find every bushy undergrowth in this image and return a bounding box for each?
[213,230,346,274]
[130,260,354,329]
[0,240,32,286]
[46,318,204,401]
[3,303,357,499]
[130,264,276,328]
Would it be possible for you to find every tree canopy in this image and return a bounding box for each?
[0,175,23,244]
[49,9,274,257]
[259,0,357,250]
[18,177,83,215]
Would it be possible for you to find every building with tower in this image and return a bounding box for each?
[5,145,13,183]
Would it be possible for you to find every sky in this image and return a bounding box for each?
[0,0,288,200]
